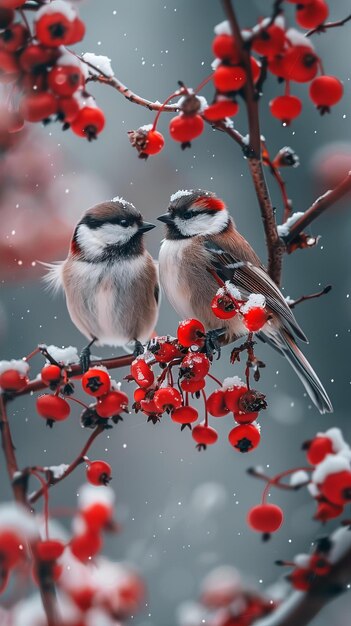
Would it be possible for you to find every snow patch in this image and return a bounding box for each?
[214,20,231,35]
[78,484,115,510]
[222,376,246,390]
[312,454,350,485]
[170,189,193,203]
[82,53,114,78]
[240,293,266,313]
[277,212,304,237]
[0,503,38,539]
[0,359,29,376]
[45,345,79,365]
[35,0,76,22]
[289,470,310,487]
[44,464,69,480]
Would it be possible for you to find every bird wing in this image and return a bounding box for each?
[204,238,308,343]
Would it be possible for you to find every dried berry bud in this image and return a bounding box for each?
[238,389,267,413]
[179,93,202,115]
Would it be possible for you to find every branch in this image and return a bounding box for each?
[29,425,104,504]
[221,0,284,285]
[306,14,351,37]
[88,74,179,112]
[288,285,332,310]
[262,141,292,223]
[285,172,351,245]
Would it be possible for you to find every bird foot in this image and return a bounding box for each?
[79,346,91,373]
[133,339,145,357]
[204,329,225,360]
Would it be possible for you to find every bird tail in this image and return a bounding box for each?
[260,328,333,414]
[38,261,64,294]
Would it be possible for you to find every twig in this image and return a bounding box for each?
[288,285,332,310]
[247,466,310,491]
[88,74,179,112]
[306,14,351,37]
[285,171,351,245]
[262,141,292,222]
[29,425,104,504]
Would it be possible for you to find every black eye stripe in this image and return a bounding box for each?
[81,215,135,229]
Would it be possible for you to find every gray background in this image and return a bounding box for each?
[1,1,351,624]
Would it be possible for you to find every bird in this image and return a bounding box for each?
[45,197,159,368]
[158,188,332,414]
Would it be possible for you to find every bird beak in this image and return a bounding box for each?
[138,222,156,233]
[157,213,173,224]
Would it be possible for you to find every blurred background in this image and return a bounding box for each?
[1,1,351,624]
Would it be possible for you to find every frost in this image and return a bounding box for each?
[170,189,193,202]
[221,282,241,300]
[44,463,69,479]
[44,345,79,365]
[111,195,135,209]
[240,293,266,313]
[277,212,304,237]
[286,28,314,49]
[0,503,38,539]
[312,454,350,485]
[214,20,231,35]
[222,376,245,390]
[223,117,234,129]
[289,470,309,487]
[35,0,76,22]
[82,53,114,78]
[78,484,115,510]
[0,359,29,376]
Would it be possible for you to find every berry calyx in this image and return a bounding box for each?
[192,424,218,446]
[70,106,105,140]
[41,364,62,386]
[247,503,284,533]
[82,368,111,397]
[36,394,70,424]
[34,6,74,48]
[0,369,28,391]
[171,406,198,424]
[211,292,238,319]
[0,23,28,53]
[228,424,261,453]
[169,114,204,147]
[96,390,129,418]
[213,64,247,92]
[269,95,302,125]
[177,319,205,348]
[86,460,112,486]
[153,387,183,413]
[35,539,65,562]
[305,436,333,465]
[309,76,343,112]
[131,358,154,388]
[206,389,230,417]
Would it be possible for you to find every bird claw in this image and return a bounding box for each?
[204,329,225,360]
[133,339,144,357]
[79,346,91,373]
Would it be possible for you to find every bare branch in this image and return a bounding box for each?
[88,74,179,112]
[288,285,332,309]
[306,14,351,37]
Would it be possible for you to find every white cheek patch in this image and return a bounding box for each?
[76,223,138,259]
[175,208,229,237]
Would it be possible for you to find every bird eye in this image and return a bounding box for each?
[183,210,196,220]
[120,219,129,227]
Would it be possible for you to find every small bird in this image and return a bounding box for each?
[45,197,159,366]
[158,189,332,413]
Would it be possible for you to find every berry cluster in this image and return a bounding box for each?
[128,1,343,158]
[247,427,351,541]
[276,537,333,592]
[0,0,105,140]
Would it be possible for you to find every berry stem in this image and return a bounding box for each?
[194,73,214,94]
[261,467,312,504]
[152,89,186,131]
[30,470,50,539]
[201,389,209,427]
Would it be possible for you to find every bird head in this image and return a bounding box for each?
[157,189,229,239]
[72,197,155,260]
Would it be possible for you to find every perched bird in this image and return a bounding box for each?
[45,197,159,365]
[158,189,332,414]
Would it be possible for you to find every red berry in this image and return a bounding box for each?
[309,554,331,576]
[0,369,28,391]
[0,49,18,82]
[169,114,204,144]
[212,34,240,63]
[314,499,343,522]
[140,397,160,416]
[41,364,62,386]
[228,424,260,453]
[19,44,58,73]
[36,394,70,423]
[252,23,286,58]
[247,503,283,533]
[306,436,333,465]
[177,319,205,348]
[309,76,343,108]
[19,92,58,122]
[0,23,28,52]
[242,307,268,332]
[143,129,165,155]
[206,389,229,417]
[70,531,102,562]
[213,64,247,92]
[289,567,313,590]
[36,539,65,562]
[270,95,302,125]
[82,503,112,531]
[86,460,112,486]
[133,388,146,403]
[203,99,239,122]
[35,10,74,47]
[192,424,218,446]
[181,352,210,381]
[66,16,85,45]
[0,9,15,29]
[0,530,24,568]
[282,45,319,83]
[224,384,248,412]
[70,106,105,140]
[0,0,25,8]
[131,358,154,388]
[320,470,351,505]
[96,390,129,418]
[48,64,84,97]
[296,0,329,29]
[211,292,238,319]
[180,378,206,393]
[171,406,198,424]
[250,56,262,83]
[234,411,259,425]
[57,96,80,123]
[82,368,111,397]
[153,340,183,363]
[153,387,182,412]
